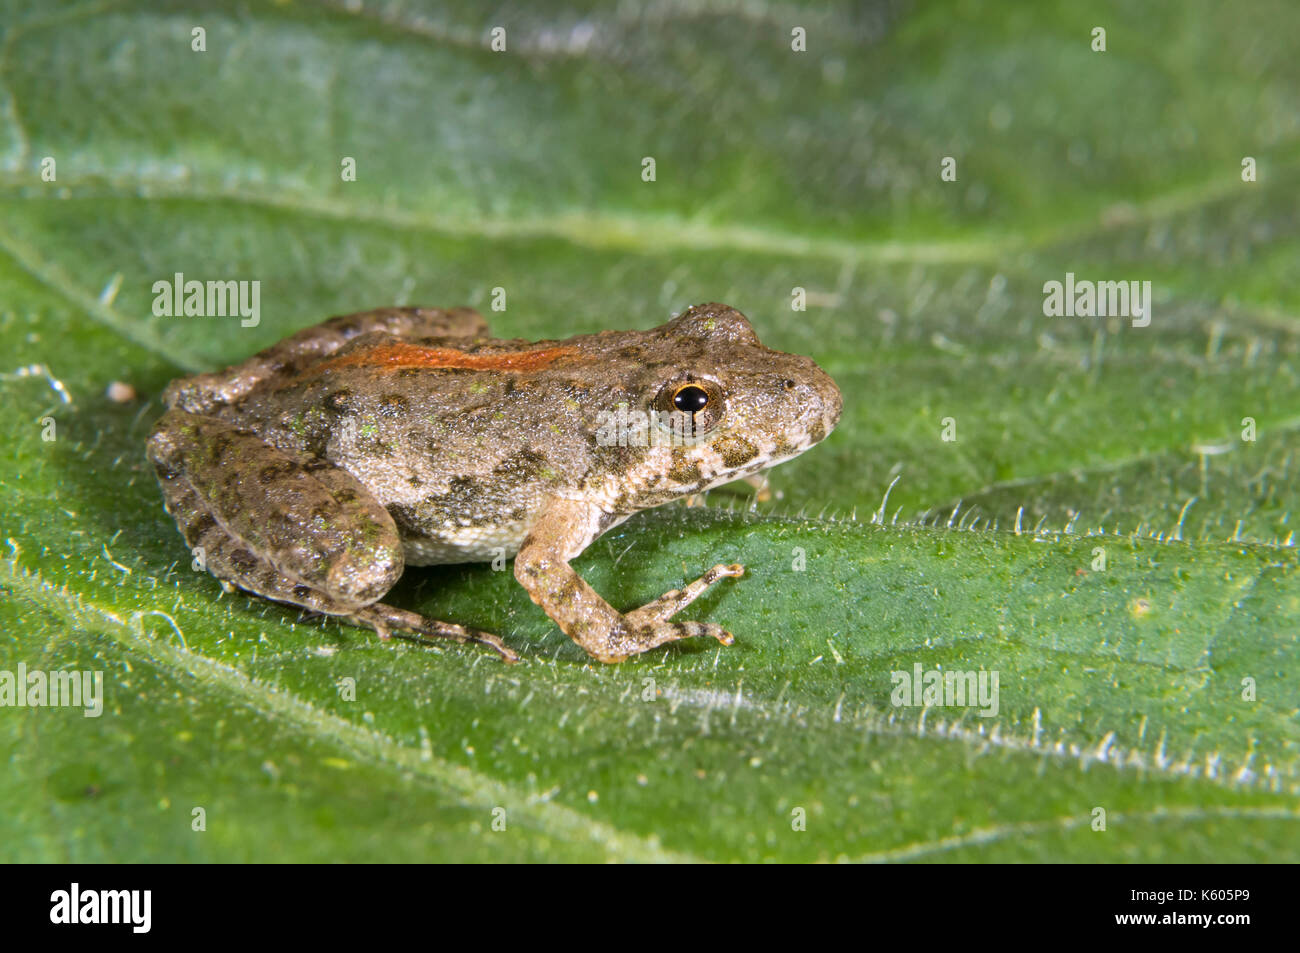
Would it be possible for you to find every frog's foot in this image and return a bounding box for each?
[350,603,520,664]
[594,564,743,661]
[596,620,732,663]
[744,474,773,504]
[624,563,744,626]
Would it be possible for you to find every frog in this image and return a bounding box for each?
[146,302,842,664]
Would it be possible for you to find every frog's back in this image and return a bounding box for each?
[222,331,621,563]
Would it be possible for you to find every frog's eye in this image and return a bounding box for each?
[672,384,710,414]
[654,378,725,436]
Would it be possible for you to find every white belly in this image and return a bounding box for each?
[401,521,530,566]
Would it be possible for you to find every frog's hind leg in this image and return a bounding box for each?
[165,306,490,414]
[147,408,517,662]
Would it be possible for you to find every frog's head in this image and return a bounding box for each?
[602,302,842,505]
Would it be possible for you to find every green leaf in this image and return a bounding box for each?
[2,0,1298,862]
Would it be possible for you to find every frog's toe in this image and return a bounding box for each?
[631,619,734,653]
[681,620,734,646]
[351,603,520,663]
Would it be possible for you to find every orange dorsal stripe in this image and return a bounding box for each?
[315,342,576,374]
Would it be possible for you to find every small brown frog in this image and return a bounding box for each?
[147,302,841,663]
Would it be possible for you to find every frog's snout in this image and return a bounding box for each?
[819,368,843,434]
[805,361,842,441]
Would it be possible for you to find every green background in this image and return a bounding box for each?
[1,0,1298,861]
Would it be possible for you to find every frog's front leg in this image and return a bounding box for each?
[514,499,743,663]
[148,409,517,662]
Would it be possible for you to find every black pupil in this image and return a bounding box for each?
[673,385,710,414]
